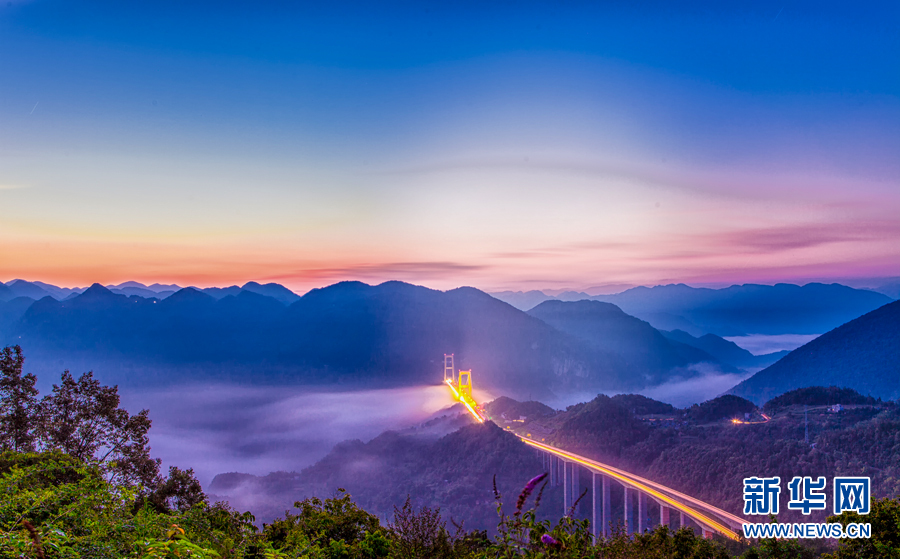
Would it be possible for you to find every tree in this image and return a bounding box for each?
[827,497,900,559]
[390,497,454,559]
[0,345,39,452]
[148,465,208,513]
[37,369,160,487]
[264,490,389,558]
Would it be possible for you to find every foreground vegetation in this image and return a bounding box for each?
[4,449,900,558]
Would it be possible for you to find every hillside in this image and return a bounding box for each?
[495,283,891,336]
[729,299,900,404]
[527,300,728,386]
[592,283,892,336]
[0,283,14,302]
[207,421,558,529]
[661,329,788,369]
[3,281,721,397]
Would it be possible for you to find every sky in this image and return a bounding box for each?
[2,1,899,293]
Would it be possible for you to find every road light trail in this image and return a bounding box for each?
[523,438,747,530]
[520,438,741,540]
[442,380,743,540]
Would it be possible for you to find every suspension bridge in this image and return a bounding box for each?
[441,354,745,541]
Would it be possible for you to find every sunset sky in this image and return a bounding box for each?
[2,1,899,293]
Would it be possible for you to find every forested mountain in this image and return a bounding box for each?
[1,281,732,397]
[729,299,900,404]
[5,278,895,401]
[660,330,788,369]
[527,301,727,386]
[594,283,893,335]
[208,421,557,529]
[494,283,891,336]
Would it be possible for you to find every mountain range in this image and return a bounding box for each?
[729,299,900,404]
[493,283,893,336]
[0,279,301,305]
[0,280,757,399]
[2,278,897,404]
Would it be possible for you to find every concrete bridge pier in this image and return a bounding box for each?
[592,473,599,539]
[549,454,556,486]
[602,475,610,537]
[638,492,646,533]
[572,464,580,515]
[660,505,670,528]
[563,460,569,514]
[624,487,632,535]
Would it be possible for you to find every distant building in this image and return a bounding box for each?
[830,404,844,413]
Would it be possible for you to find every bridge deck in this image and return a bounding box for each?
[443,380,744,541]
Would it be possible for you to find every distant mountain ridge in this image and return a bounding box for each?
[660,329,788,369]
[0,279,301,304]
[729,299,900,404]
[493,283,891,336]
[4,278,896,402]
[526,300,729,386]
[0,280,752,399]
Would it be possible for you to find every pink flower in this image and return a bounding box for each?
[541,534,558,546]
[523,473,548,494]
[515,473,548,514]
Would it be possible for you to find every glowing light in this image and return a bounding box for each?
[521,438,741,541]
[445,378,484,423]
[442,376,743,540]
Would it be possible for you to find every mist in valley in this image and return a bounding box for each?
[119,383,458,486]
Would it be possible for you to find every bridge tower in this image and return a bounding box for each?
[443,354,455,382]
[458,370,473,400]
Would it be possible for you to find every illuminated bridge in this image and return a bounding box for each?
[442,355,745,541]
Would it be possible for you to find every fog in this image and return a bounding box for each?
[539,364,754,410]
[724,333,820,355]
[119,384,456,485]
[637,366,754,408]
[117,369,751,488]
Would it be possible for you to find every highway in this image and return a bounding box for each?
[444,378,744,541]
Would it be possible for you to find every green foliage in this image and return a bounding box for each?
[136,524,221,559]
[764,387,879,413]
[687,395,757,423]
[742,535,823,559]
[826,497,900,559]
[483,397,557,424]
[38,369,159,487]
[0,345,163,489]
[554,395,651,459]
[0,450,147,557]
[611,394,676,416]
[390,497,450,559]
[147,466,208,513]
[0,345,211,515]
[0,450,258,558]
[0,345,39,453]
[6,445,900,558]
[489,475,736,559]
[264,489,389,559]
